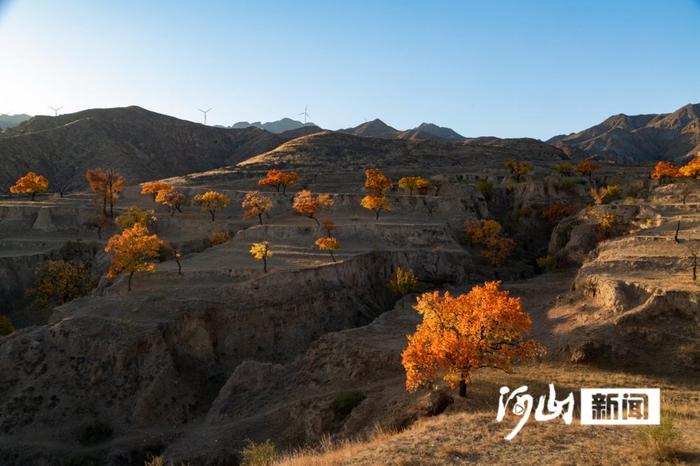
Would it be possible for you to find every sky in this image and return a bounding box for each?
[0,0,698,139]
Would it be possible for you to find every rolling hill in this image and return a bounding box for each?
[0,106,301,191]
[549,103,700,162]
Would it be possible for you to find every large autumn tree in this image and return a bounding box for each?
[292,190,334,225]
[258,169,299,194]
[86,168,125,218]
[193,191,231,221]
[242,191,273,225]
[10,171,49,200]
[402,281,544,397]
[105,223,163,291]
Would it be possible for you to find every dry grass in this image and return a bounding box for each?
[274,363,700,466]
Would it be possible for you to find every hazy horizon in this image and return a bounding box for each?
[1,0,699,139]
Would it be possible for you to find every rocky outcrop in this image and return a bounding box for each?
[0,249,471,465]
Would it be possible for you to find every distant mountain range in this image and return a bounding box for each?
[548,103,700,162]
[0,114,32,129]
[229,117,318,133]
[339,119,466,142]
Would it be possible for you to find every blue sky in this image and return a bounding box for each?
[0,0,698,139]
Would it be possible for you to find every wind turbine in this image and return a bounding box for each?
[197,107,213,125]
[298,105,311,124]
[49,105,63,117]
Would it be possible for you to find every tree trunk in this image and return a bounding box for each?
[675,221,680,243]
[209,210,215,222]
[458,380,467,398]
[263,257,267,273]
[102,195,108,217]
[176,257,182,275]
[693,256,697,282]
[282,184,287,194]
[31,192,36,201]
[128,272,134,291]
[258,214,263,225]
[330,251,336,262]
[375,210,380,220]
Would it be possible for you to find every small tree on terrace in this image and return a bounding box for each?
[650,161,680,185]
[398,176,429,195]
[575,160,600,184]
[250,241,272,273]
[402,281,544,397]
[258,169,299,194]
[315,236,340,262]
[10,171,49,200]
[193,191,231,221]
[156,189,186,215]
[140,181,174,200]
[388,267,418,295]
[361,194,390,220]
[322,219,336,237]
[504,160,531,182]
[86,168,125,218]
[362,168,392,220]
[292,190,334,225]
[242,191,273,225]
[554,162,575,177]
[105,223,163,291]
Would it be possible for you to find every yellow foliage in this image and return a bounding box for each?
[679,155,700,178]
[250,241,272,272]
[10,171,49,200]
[104,223,163,290]
[208,229,230,246]
[315,236,340,262]
[398,176,430,195]
[364,168,392,195]
[28,260,97,307]
[401,281,544,394]
[155,189,186,215]
[504,160,531,181]
[388,267,418,295]
[465,220,514,267]
[115,206,156,230]
[361,194,390,220]
[194,191,231,221]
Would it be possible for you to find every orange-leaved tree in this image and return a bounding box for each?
[10,171,49,200]
[650,161,680,184]
[575,160,600,184]
[361,194,390,220]
[105,223,163,291]
[193,191,231,221]
[86,168,125,218]
[140,181,174,200]
[250,241,272,273]
[258,169,299,194]
[242,191,273,225]
[315,236,340,262]
[504,160,531,182]
[401,281,544,397]
[466,219,515,267]
[398,176,430,195]
[156,189,186,216]
[362,168,392,220]
[679,155,700,179]
[292,190,334,225]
